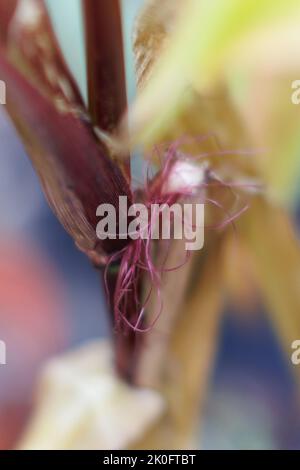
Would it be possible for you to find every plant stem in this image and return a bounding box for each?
[82,0,128,137]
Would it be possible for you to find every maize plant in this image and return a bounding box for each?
[0,0,300,450]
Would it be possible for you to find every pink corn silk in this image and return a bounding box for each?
[106,143,254,337]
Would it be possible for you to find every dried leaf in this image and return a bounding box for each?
[4,0,84,109]
[133,239,223,449]
[133,0,180,90]
[0,52,131,262]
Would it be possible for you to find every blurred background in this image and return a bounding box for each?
[1,0,300,450]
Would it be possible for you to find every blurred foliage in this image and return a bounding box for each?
[130,0,300,382]
[129,0,300,205]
